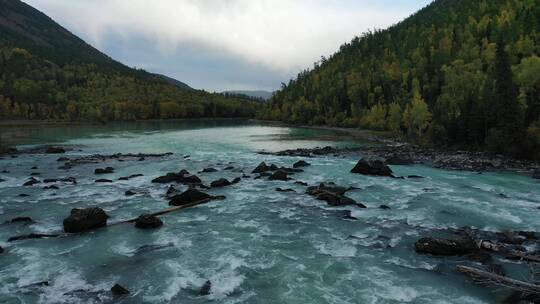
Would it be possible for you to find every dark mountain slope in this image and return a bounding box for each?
[261,0,540,158]
[0,0,259,121]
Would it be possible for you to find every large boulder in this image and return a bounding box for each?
[268,170,289,181]
[351,159,393,177]
[135,214,163,229]
[211,178,231,188]
[252,162,271,173]
[415,237,477,256]
[169,189,212,206]
[63,207,109,233]
[293,160,311,168]
[111,284,130,296]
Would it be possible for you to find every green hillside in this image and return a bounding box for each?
[260,0,540,158]
[0,0,260,121]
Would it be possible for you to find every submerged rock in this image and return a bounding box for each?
[0,246,3,253]
[200,280,212,296]
[95,167,114,174]
[7,216,34,224]
[169,189,212,206]
[125,190,137,196]
[351,159,393,177]
[533,169,540,179]
[95,179,113,183]
[276,188,295,192]
[63,207,109,233]
[379,205,391,210]
[201,167,218,173]
[8,233,60,242]
[135,214,163,229]
[293,160,311,168]
[111,284,130,296]
[43,185,59,190]
[415,237,477,256]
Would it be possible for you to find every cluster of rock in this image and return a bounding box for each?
[306,183,364,207]
[152,170,202,185]
[252,161,307,181]
[55,152,174,170]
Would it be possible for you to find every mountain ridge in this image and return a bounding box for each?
[0,0,260,121]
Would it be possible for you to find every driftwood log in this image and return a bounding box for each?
[457,265,540,295]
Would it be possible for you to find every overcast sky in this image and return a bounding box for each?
[24,0,431,92]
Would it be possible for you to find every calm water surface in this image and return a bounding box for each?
[0,120,539,303]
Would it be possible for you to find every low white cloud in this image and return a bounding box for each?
[24,0,422,73]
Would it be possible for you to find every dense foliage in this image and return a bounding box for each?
[0,0,260,122]
[260,0,540,158]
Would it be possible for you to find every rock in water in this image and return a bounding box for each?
[23,177,41,186]
[0,246,3,253]
[350,159,393,177]
[135,214,163,229]
[95,167,114,174]
[201,167,218,173]
[533,169,540,179]
[7,216,34,223]
[125,190,137,196]
[210,178,231,188]
[111,284,130,295]
[268,170,289,181]
[415,237,477,256]
[169,189,212,206]
[200,280,211,295]
[45,146,65,154]
[293,160,310,168]
[252,162,271,173]
[63,207,109,233]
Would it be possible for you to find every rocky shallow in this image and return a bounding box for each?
[260,144,539,175]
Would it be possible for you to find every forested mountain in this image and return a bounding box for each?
[0,0,260,121]
[260,0,540,158]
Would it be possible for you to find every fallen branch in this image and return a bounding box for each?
[457,265,540,294]
[112,195,225,225]
[8,196,225,241]
[476,240,540,263]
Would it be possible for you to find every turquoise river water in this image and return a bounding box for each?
[0,120,539,303]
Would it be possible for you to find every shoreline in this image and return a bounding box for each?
[1,118,538,174]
